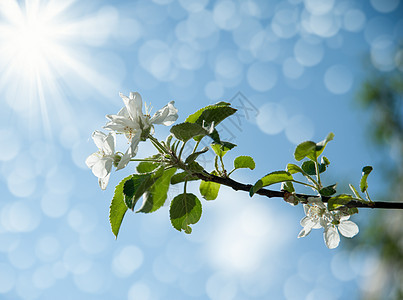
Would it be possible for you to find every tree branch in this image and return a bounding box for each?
[194,172,403,210]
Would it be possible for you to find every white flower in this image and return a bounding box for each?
[298,197,359,249]
[85,131,130,190]
[323,214,359,249]
[298,197,328,238]
[104,92,178,156]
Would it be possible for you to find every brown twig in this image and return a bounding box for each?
[194,171,403,209]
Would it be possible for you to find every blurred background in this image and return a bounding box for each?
[0,0,402,299]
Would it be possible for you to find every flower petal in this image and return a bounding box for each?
[324,225,340,249]
[150,101,178,126]
[298,226,312,238]
[338,220,359,238]
[129,131,141,157]
[103,133,115,155]
[99,173,110,190]
[85,153,100,169]
[116,149,131,171]
[120,92,143,122]
[91,158,113,178]
[92,130,107,150]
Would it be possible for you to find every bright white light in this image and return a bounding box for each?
[0,0,118,136]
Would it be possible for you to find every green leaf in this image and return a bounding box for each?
[185,147,209,164]
[211,142,236,158]
[170,172,199,185]
[286,163,304,175]
[360,166,373,193]
[233,156,255,170]
[321,156,330,166]
[281,181,295,193]
[109,175,131,239]
[187,161,204,172]
[348,207,359,215]
[185,102,236,126]
[250,171,293,196]
[301,161,326,175]
[349,184,364,201]
[199,179,221,200]
[301,161,316,175]
[294,133,335,161]
[170,122,208,142]
[328,194,354,211]
[319,184,337,196]
[311,132,335,160]
[123,168,164,210]
[137,168,177,213]
[294,141,316,161]
[170,193,202,234]
[136,161,160,173]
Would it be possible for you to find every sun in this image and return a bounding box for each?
[0,0,79,133]
[0,0,115,137]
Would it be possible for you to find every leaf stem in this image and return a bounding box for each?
[148,135,169,154]
[292,180,317,190]
[129,158,163,162]
[192,140,201,154]
[178,141,187,161]
[315,159,322,189]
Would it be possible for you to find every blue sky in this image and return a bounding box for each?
[0,0,402,299]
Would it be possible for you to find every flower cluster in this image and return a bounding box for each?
[86,92,178,190]
[298,197,359,249]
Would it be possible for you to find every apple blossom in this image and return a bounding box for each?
[85,131,130,190]
[104,92,178,157]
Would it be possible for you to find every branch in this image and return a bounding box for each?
[195,172,403,210]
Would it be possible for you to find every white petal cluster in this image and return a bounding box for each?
[86,92,178,190]
[298,197,359,249]
[85,131,130,190]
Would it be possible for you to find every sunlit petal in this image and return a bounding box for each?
[338,220,359,238]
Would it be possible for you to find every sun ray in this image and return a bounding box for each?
[0,0,118,138]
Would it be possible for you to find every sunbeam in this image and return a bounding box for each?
[0,0,117,138]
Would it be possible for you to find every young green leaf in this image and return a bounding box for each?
[321,156,330,166]
[301,161,317,175]
[185,102,236,126]
[233,156,255,170]
[311,132,335,160]
[187,161,204,172]
[349,184,365,201]
[250,171,293,196]
[185,147,209,164]
[360,166,373,193]
[211,142,236,158]
[294,133,335,161]
[294,141,317,161]
[319,184,337,196]
[286,163,304,175]
[137,168,177,213]
[170,122,208,142]
[301,161,326,175]
[327,194,354,211]
[136,161,160,173]
[123,168,164,210]
[199,180,221,200]
[170,193,202,234]
[170,172,199,185]
[109,175,131,239]
[348,207,359,215]
[281,181,295,193]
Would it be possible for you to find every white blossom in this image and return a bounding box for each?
[298,197,359,249]
[85,131,130,190]
[323,213,359,249]
[104,92,178,157]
